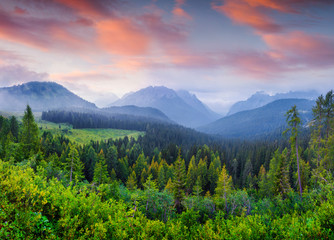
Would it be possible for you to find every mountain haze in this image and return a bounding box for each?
[103,105,172,123]
[0,82,97,112]
[199,98,315,139]
[111,86,220,128]
[227,90,319,116]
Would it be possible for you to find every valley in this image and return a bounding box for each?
[37,120,144,145]
[1,81,334,239]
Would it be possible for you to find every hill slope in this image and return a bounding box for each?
[111,86,220,128]
[227,90,318,115]
[0,81,96,112]
[103,105,172,123]
[198,99,315,138]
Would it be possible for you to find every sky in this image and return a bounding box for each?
[0,0,333,114]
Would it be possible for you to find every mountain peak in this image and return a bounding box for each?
[111,86,220,127]
[0,81,96,111]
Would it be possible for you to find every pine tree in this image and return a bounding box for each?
[140,168,148,188]
[126,170,137,190]
[197,157,208,191]
[172,150,186,214]
[215,165,233,212]
[93,150,109,185]
[311,94,325,167]
[208,161,219,194]
[324,90,334,139]
[9,116,19,142]
[143,175,158,213]
[165,178,173,193]
[243,158,253,188]
[20,105,39,158]
[157,160,167,190]
[186,156,197,193]
[285,105,302,197]
[110,168,117,181]
[65,145,84,183]
[106,145,118,174]
[118,157,129,183]
[134,152,147,183]
[257,165,268,197]
[274,149,291,197]
[193,176,203,198]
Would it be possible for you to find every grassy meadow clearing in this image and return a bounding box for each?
[37,119,144,144]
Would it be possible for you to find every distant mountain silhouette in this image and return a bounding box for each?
[111,86,221,128]
[103,105,172,123]
[198,98,315,139]
[0,81,96,111]
[227,90,319,116]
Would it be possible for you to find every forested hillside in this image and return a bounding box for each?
[0,91,334,239]
[199,98,314,139]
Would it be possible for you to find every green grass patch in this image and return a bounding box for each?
[37,119,144,144]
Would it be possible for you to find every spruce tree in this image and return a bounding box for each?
[285,105,302,197]
[186,156,197,193]
[20,105,39,158]
[65,145,84,183]
[215,165,233,212]
[126,171,137,190]
[93,150,109,185]
[172,150,186,214]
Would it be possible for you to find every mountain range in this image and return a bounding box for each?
[198,98,315,139]
[0,81,320,139]
[227,90,319,116]
[0,82,96,111]
[111,86,221,128]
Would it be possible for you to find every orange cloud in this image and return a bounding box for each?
[213,0,334,33]
[173,0,192,20]
[96,19,151,56]
[53,0,112,19]
[212,0,282,33]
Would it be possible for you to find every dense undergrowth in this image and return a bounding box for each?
[1,160,334,239]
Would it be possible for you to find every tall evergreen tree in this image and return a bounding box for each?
[215,165,233,212]
[186,156,197,193]
[285,105,302,197]
[126,170,137,191]
[324,90,334,139]
[20,105,39,158]
[65,145,84,183]
[172,150,186,214]
[9,116,19,142]
[93,150,109,185]
[274,148,291,197]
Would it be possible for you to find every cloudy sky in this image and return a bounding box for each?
[0,0,333,113]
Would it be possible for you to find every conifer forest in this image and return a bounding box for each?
[0,91,334,239]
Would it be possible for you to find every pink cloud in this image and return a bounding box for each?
[221,31,334,78]
[262,31,334,68]
[53,0,116,19]
[173,0,192,20]
[0,0,190,59]
[13,6,27,15]
[96,19,151,56]
[212,0,282,33]
[212,0,333,33]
